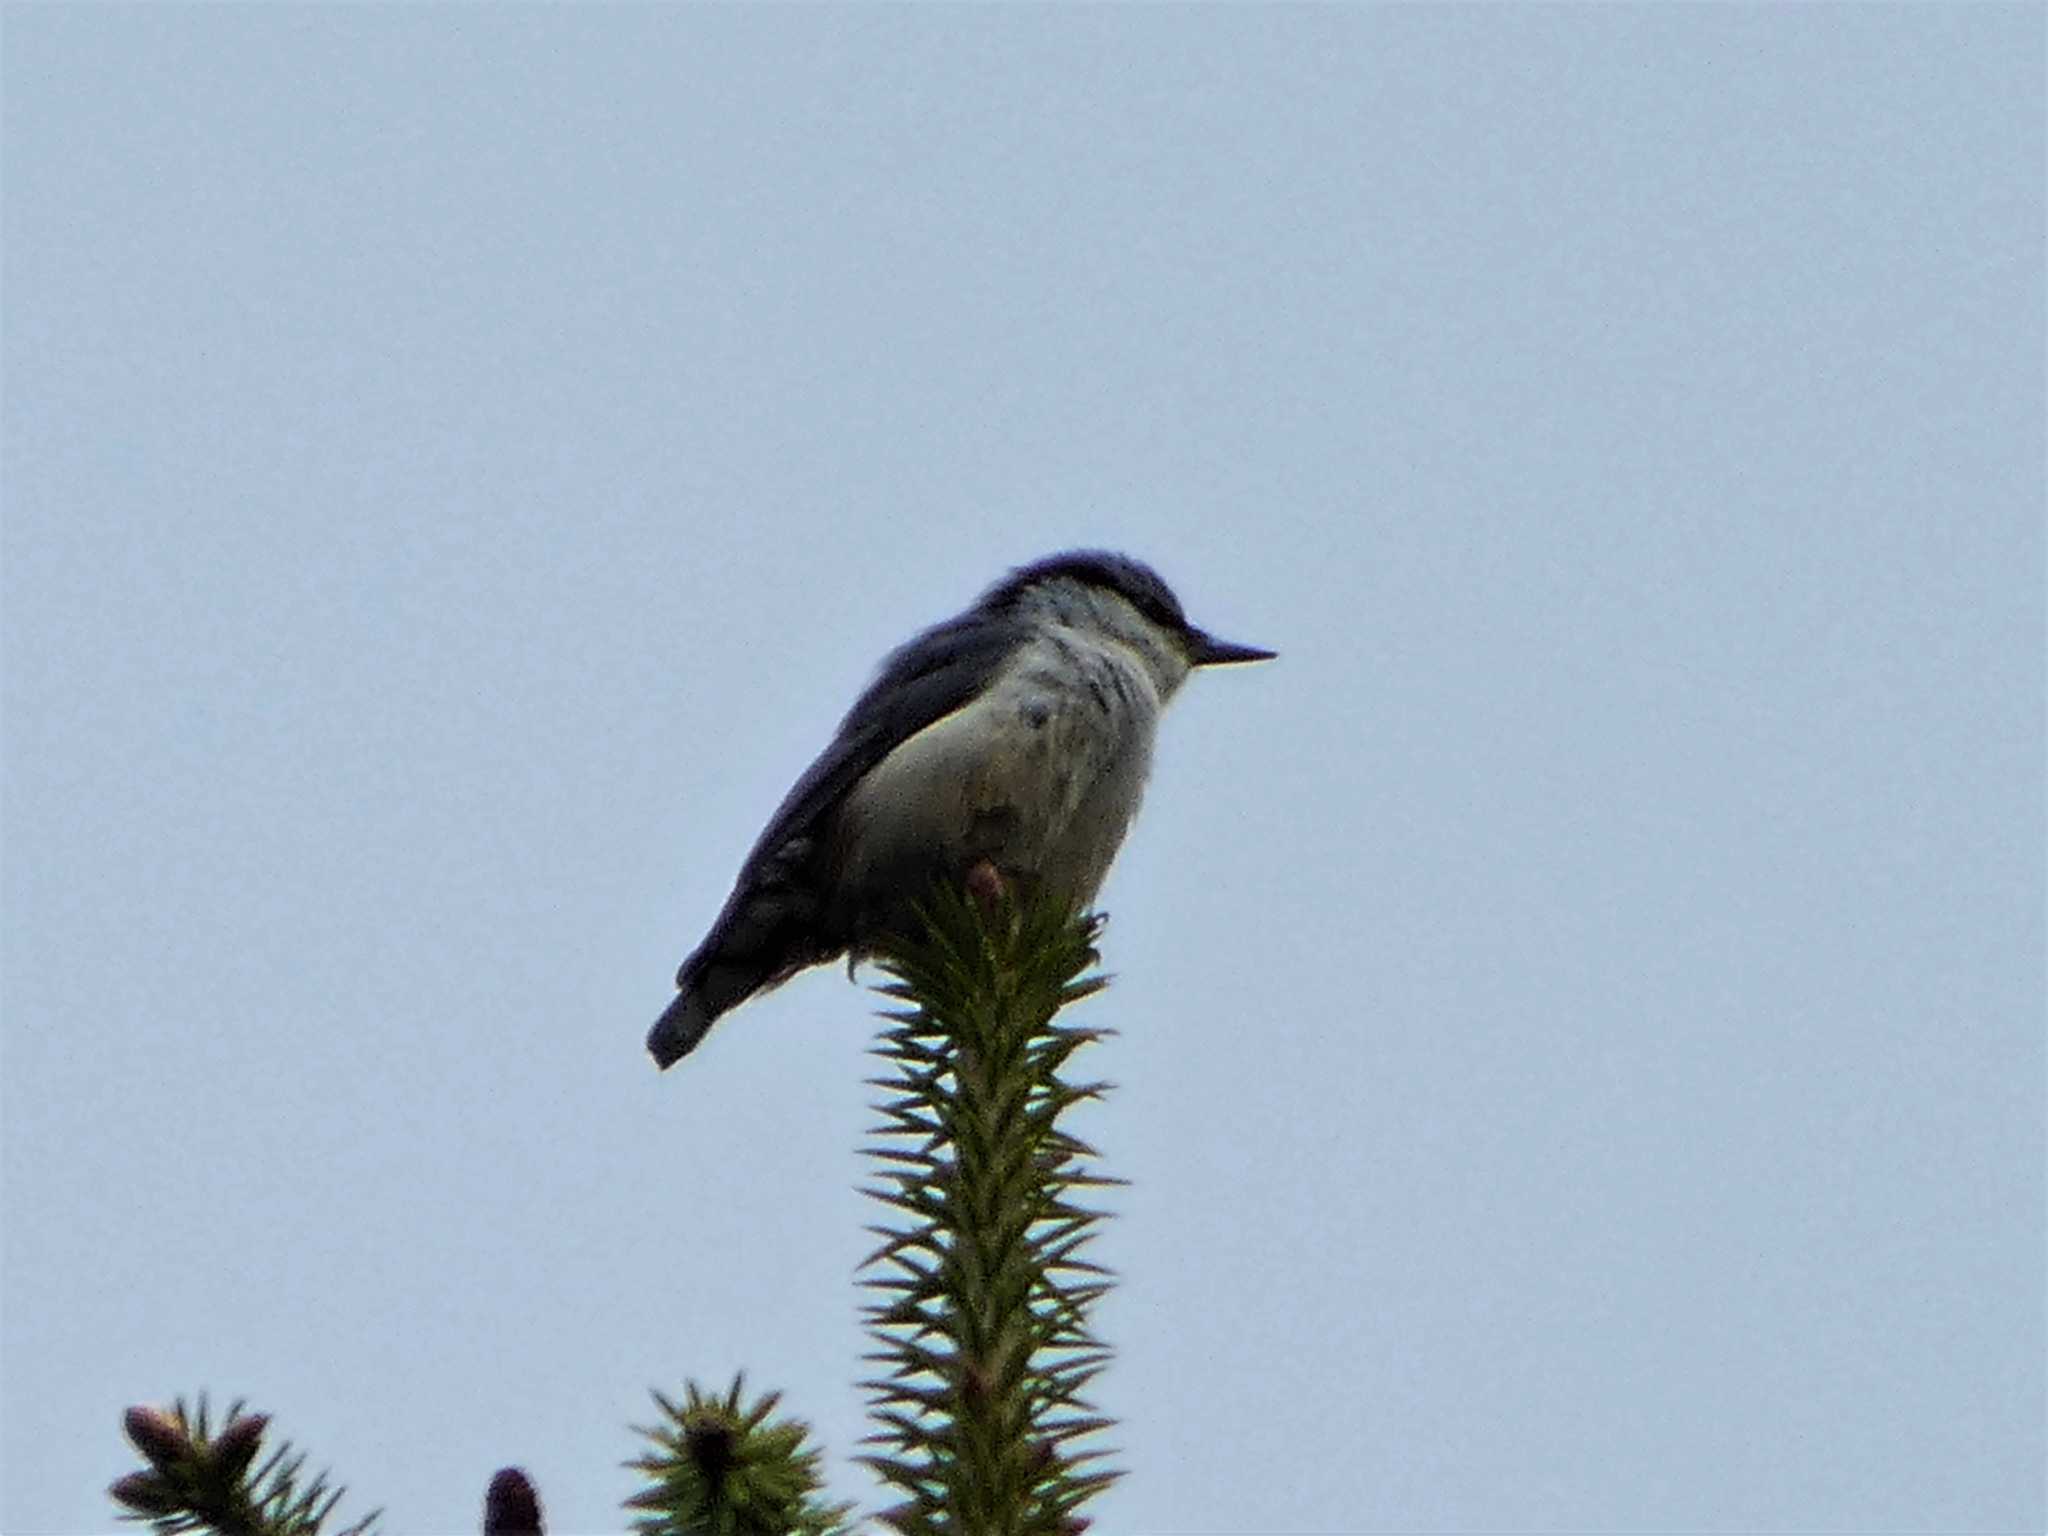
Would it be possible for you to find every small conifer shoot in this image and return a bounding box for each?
[859,885,1122,1534]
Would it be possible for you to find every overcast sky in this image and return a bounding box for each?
[4,8,2042,1534]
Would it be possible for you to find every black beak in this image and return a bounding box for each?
[1188,629,1278,666]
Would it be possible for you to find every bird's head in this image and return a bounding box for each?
[981,550,1275,692]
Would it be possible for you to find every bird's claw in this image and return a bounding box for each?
[964,858,1007,916]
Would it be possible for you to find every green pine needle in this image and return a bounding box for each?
[110,1396,378,1536]
[625,1376,854,1536]
[859,884,1122,1534]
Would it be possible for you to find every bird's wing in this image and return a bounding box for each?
[680,612,1026,979]
[745,612,1024,865]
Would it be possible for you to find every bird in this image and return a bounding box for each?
[647,550,1274,1068]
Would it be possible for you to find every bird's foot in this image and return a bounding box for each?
[964,857,1007,916]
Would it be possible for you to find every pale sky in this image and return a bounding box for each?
[4,8,2042,1533]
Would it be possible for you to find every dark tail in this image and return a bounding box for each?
[649,867,841,1068]
[647,989,717,1069]
[647,938,817,1069]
